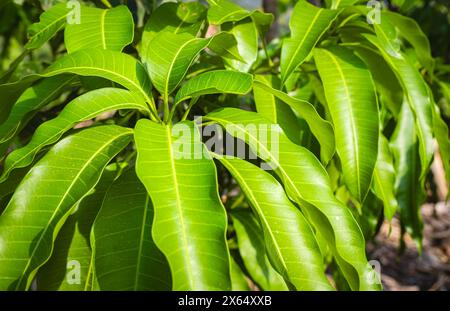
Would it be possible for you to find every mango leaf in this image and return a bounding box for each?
[207,0,272,27]
[92,168,172,290]
[364,34,434,180]
[25,2,70,50]
[0,125,133,290]
[0,75,77,145]
[0,49,155,121]
[221,18,258,73]
[134,119,230,290]
[64,5,134,53]
[383,11,434,73]
[35,165,118,290]
[140,2,206,59]
[205,108,381,291]
[174,70,252,105]
[144,32,210,100]
[254,76,335,164]
[372,134,398,221]
[231,208,289,291]
[314,46,379,201]
[432,103,450,186]
[331,0,361,9]
[281,0,339,84]
[390,102,424,250]
[0,88,148,182]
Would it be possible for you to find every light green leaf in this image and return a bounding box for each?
[332,0,361,9]
[432,103,450,187]
[140,2,206,58]
[134,119,230,290]
[231,209,289,291]
[144,32,209,99]
[36,165,118,290]
[372,134,398,220]
[390,101,424,249]
[229,256,250,291]
[64,5,134,53]
[25,2,70,50]
[205,108,381,291]
[175,70,252,105]
[0,125,133,290]
[314,46,379,201]
[254,76,335,164]
[0,88,148,182]
[281,0,339,83]
[207,0,272,26]
[93,168,172,290]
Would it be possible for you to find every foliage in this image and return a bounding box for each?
[0,0,448,291]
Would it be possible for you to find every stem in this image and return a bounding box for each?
[181,97,199,121]
[163,93,170,123]
[101,0,112,8]
[261,37,274,69]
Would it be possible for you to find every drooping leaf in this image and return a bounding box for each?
[175,70,252,105]
[364,34,434,180]
[64,5,134,53]
[0,88,148,182]
[281,0,339,83]
[134,119,230,290]
[0,125,133,290]
[390,101,424,250]
[314,46,379,201]
[231,208,289,291]
[253,76,335,164]
[36,165,118,290]
[432,104,450,186]
[93,168,172,291]
[140,2,206,58]
[205,108,381,291]
[25,2,70,50]
[372,134,398,221]
[229,256,250,291]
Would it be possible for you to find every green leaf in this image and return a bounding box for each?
[92,168,172,290]
[144,32,210,100]
[0,76,76,146]
[175,70,252,105]
[231,209,289,291]
[222,18,258,73]
[281,0,339,84]
[383,11,434,73]
[64,5,134,53]
[207,0,272,26]
[390,102,424,249]
[313,46,379,201]
[364,34,434,180]
[0,88,148,182]
[205,108,381,290]
[134,120,230,290]
[331,0,361,9]
[25,2,70,50]
[220,157,333,290]
[372,134,398,221]
[36,165,118,290]
[0,125,133,290]
[140,2,206,59]
[253,76,335,164]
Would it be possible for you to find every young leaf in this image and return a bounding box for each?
[314,46,379,201]
[92,168,172,291]
[134,120,230,290]
[64,5,134,53]
[205,108,381,291]
[281,0,339,83]
[175,70,253,105]
[0,125,133,290]
[0,88,148,182]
